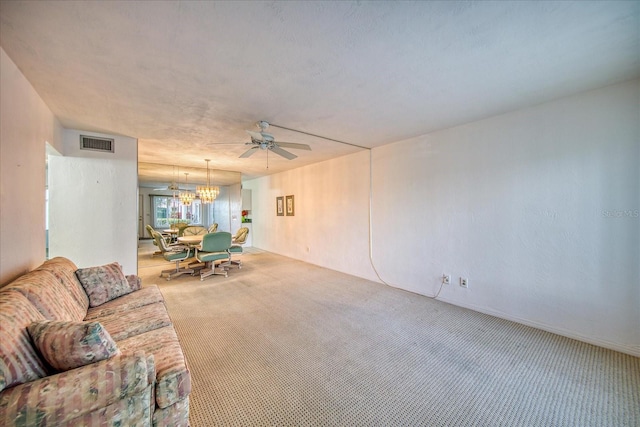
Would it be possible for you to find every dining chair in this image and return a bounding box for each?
[195,232,232,280]
[182,226,208,236]
[171,222,191,237]
[152,230,195,280]
[146,225,171,257]
[228,227,249,268]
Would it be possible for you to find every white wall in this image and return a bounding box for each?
[246,79,639,356]
[244,150,379,282]
[0,48,63,285]
[48,130,138,275]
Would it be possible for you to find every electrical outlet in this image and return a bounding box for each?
[442,274,451,285]
[460,277,468,288]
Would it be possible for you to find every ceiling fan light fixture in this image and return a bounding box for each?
[196,159,219,204]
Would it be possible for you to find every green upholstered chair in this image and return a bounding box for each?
[195,232,232,280]
[152,230,195,280]
[207,223,218,233]
[228,227,249,268]
[146,225,171,256]
[182,226,208,236]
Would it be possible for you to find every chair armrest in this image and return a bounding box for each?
[0,351,154,426]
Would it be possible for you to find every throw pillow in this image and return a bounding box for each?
[75,262,137,307]
[28,320,120,371]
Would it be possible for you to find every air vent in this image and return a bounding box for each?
[80,135,114,153]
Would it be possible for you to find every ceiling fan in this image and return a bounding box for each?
[152,181,185,192]
[240,121,311,160]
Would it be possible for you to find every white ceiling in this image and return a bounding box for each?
[1,1,639,184]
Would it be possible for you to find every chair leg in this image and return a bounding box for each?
[188,260,206,272]
[200,261,228,280]
[160,260,194,281]
[227,251,242,269]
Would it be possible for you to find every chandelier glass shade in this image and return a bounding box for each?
[196,159,219,204]
[179,173,195,206]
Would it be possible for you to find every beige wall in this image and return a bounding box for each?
[0,48,63,285]
[245,79,640,356]
[244,150,379,282]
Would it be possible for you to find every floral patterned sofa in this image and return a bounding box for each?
[0,257,190,426]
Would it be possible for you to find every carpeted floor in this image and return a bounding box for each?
[137,240,639,426]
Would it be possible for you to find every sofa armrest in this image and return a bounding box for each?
[125,274,142,291]
[0,351,154,426]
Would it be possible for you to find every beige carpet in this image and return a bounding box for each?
[137,240,640,426]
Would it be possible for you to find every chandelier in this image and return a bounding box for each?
[196,159,219,204]
[179,173,195,206]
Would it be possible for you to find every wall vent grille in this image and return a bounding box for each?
[80,135,114,153]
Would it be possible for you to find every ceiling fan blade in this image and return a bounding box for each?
[246,130,264,142]
[276,142,312,151]
[239,147,259,158]
[270,146,297,160]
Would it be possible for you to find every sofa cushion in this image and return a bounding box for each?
[117,326,191,409]
[28,320,120,372]
[0,351,153,426]
[84,285,164,321]
[94,302,172,341]
[36,257,90,312]
[76,262,140,307]
[4,269,86,322]
[0,291,48,392]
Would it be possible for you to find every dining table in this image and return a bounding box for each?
[163,229,179,242]
[177,235,204,247]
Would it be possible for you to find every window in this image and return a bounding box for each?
[152,196,201,228]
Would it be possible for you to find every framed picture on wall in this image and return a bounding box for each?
[286,195,294,216]
[276,196,284,216]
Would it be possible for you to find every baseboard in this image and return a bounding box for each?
[436,296,640,357]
